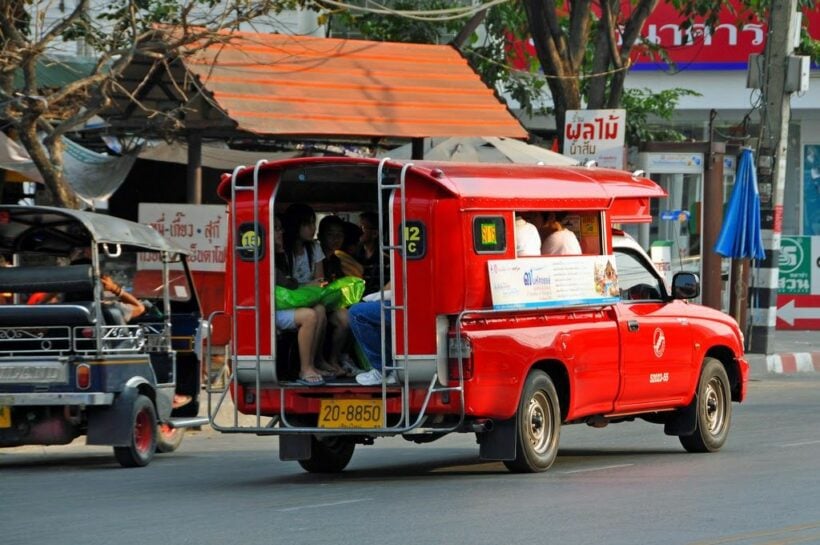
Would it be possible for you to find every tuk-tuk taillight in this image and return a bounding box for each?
[76,363,91,389]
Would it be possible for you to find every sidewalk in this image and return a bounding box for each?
[745,330,820,377]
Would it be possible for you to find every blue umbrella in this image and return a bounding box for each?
[715,148,765,259]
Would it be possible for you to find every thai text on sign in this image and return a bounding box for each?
[138,203,227,272]
[488,255,621,310]
[563,109,626,169]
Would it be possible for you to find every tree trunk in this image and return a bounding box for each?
[16,123,81,209]
[521,0,585,146]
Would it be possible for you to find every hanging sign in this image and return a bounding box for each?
[563,109,626,169]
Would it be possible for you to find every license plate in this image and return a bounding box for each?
[0,406,10,429]
[318,399,382,429]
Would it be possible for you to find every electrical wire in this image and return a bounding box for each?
[314,0,511,22]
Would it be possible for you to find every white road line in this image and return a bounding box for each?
[779,439,820,447]
[276,498,372,512]
[561,463,634,474]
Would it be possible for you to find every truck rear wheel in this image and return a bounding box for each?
[298,436,356,473]
[679,357,731,453]
[113,395,157,467]
[504,370,561,473]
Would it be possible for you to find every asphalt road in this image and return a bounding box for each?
[2,376,820,545]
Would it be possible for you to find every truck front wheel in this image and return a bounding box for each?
[113,395,157,467]
[679,357,732,453]
[504,370,561,473]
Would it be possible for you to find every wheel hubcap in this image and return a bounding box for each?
[703,377,726,434]
[134,410,152,453]
[526,391,553,454]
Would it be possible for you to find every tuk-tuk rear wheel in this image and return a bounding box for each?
[113,395,157,468]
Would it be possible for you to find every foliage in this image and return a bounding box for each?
[621,87,701,144]
[0,0,304,208]
[519,0,819,146]
[463,1,547,117]
[327,0,463,43]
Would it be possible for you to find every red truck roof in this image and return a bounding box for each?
[218,157,665,222]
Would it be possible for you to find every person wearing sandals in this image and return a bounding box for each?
[274,214,327,386]
[282,204,347,379]
[318,215,363,377]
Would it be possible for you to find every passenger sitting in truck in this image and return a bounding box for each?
[282,204,349,379]
[317,215,361,377]
[274,214,328,386]
[349,283,396,386]
[354,212,390,296]
[514,213,541,256]
[318,215,351,282]
[540,212,582,256]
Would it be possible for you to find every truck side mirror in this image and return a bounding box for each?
[672,272,700,300]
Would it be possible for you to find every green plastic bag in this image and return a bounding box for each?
[321,276,365,310]
[274,277,364,310]
[274,285,324,310]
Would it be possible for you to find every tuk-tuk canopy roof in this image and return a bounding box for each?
[0,206,186,255]
[220,158,666,218]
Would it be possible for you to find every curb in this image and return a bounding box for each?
[766,352,820,374]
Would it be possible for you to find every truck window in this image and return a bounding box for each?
[615,250,663,301]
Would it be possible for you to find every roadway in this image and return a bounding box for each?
[2,375,819,545]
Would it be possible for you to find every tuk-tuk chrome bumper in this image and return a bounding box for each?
[0,393,114,406]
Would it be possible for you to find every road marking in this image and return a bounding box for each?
[779,439,820,447]
[275,498,371,512]
[561,463,633,474]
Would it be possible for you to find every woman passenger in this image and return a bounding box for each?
[274,214,327,386]
[282,204,347,378]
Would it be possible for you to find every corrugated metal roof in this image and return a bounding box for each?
[181,31,527,139]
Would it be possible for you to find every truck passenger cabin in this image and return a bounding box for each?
[213,157,749,474]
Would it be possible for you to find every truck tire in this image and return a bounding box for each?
[156,424,185,453]
[298,436,355,473]
[504,370,561,473]
[679,357,731,453]
[113,395,157,467]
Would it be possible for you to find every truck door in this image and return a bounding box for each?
[613,249,695,411]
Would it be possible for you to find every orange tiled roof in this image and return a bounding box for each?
[181,31,527,139]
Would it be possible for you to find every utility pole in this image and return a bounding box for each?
[749,0,799,354]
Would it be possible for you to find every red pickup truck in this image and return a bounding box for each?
[207,157,749,473]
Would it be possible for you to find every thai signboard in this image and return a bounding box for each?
[563,109,626,169]
[488,255,620,310]
[138,203,227,272]
[507,0,819,72]
[776,236,820,330]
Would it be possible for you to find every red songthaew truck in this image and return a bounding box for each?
[206,157,749,473]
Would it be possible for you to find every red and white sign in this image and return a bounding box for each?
[138,203,227,272]
[508,0,820,71]
[776,295,820,330]
[563,109,626,169]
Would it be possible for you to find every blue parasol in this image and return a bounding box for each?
[715,148,765,260]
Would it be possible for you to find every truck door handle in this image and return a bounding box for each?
[627,320,640,332]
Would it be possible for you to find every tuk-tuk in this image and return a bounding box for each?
[0,206,206,467]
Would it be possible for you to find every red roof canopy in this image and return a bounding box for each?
[181,32,527,139]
